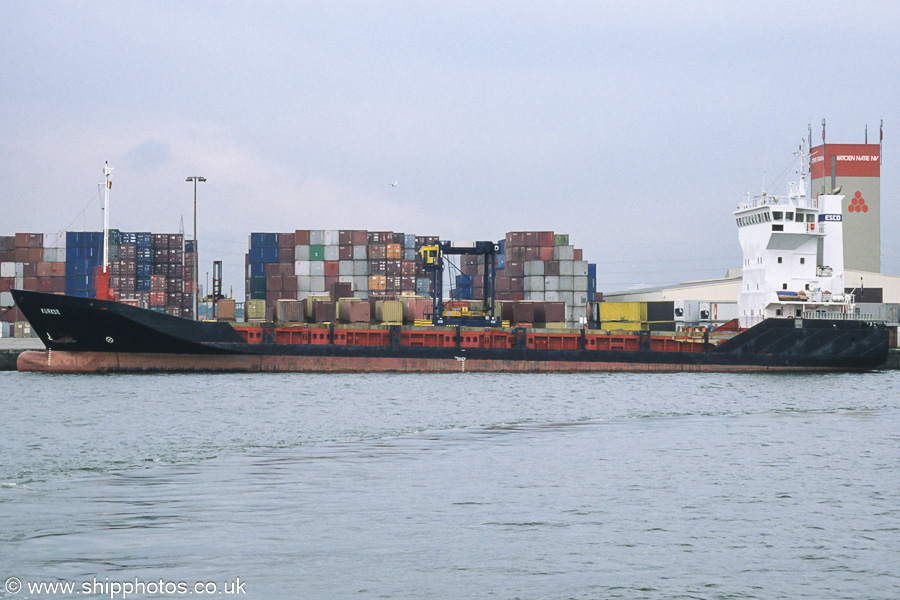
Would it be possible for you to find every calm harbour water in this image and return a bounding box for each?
[1,371,898,600]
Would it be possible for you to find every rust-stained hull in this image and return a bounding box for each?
[17,350,853,374]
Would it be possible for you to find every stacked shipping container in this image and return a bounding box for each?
[246,230,439,321]
[1,231,194,320]
[460,231,596,329]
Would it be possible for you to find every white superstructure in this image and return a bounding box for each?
[735,144,854,328]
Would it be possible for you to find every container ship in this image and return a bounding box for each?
[9,152,893,373]
[10,277,889,374]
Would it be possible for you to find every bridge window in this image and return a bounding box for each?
[806,214,815,223]
[772,224,784,231]
[785,212,794,221]
[776,308,782,316]
[777,257,782,264]
[783,283,788,290]
[800,257,805,264]
[773,211,783,221]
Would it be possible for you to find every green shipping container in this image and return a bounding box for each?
[309,245,325,261]
[250,276,267,295]
[554,234,569,246]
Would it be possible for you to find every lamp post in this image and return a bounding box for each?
[186,176,206,320]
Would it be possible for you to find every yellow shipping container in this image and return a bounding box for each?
[597,301,647,325]
[375,299,404,323]
[246,299,266,321]
[601,321,647,332]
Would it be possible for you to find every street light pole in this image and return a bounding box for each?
[186,176,206,320]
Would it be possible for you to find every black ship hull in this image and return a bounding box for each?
[11,289,891,373]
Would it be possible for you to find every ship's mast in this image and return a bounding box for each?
[102,161,112,273]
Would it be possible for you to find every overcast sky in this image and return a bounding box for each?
[2,1,898,297]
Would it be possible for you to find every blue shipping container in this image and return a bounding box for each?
[250,262,266,277]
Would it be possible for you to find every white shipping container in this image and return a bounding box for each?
[294,260,311,276]
[324,245,340,261]
[553,245,575,261]
[0,321,11,338]
[0,262,14,277]
[525,276,544,292]
[296,291,310,302]
[544,290,560,302]
[295,245,310,261]
[353,290,369,299]
[56,248,66,262]
[525,291,545,302]
[352,245,367,260]
[0,291,13,307]
[43,248,58,262]
[353,261,368,275]
[559,276,574,291]
[574,276,588,292]
[559,291,575,305]
[309,230,325,245]
[15,263,24,277]
[354,276,369,291]
[524,261,544,276]
[338,275,354,286]
[559,260,574,276]
[338,260,354,276]
[573,261,588,277]
[309,276,326,293]
[708,301,739,323]
[310,262,325,276]
[544,276,560,292]
[297,277,310,292]
[323,230,340,246]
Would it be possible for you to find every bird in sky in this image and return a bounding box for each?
[391,181,398,187]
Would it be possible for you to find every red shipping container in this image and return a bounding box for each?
[505,232,525,247]
[279,232,295,248]
[509,277,524,292]
[339,245,353,260]
[267,275,283,291]
[279,262,293,276]
[351,230,368,245]
[524,232,540,247]
[37,278,53,292]
[14,233,28,248]
[505,261,524,277]
[0,278,11,292]
[265,263,280,277]
[330,281,352,301]
[37,262,52,277]
[368,244,386,259]
[507,246,526,262]
[23,262,37,277]
[324,275,338,290]
[539,231,555,247]
[51,277,66,293]
[574,248,583,261]
[283,275,298,290]
[524,246,541,261]
[339,230,353,245]
[401,260,416,275]
[324,261,339,277]
[545,260,560,276]
[294,230,311,245]
[539,246,555,261]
